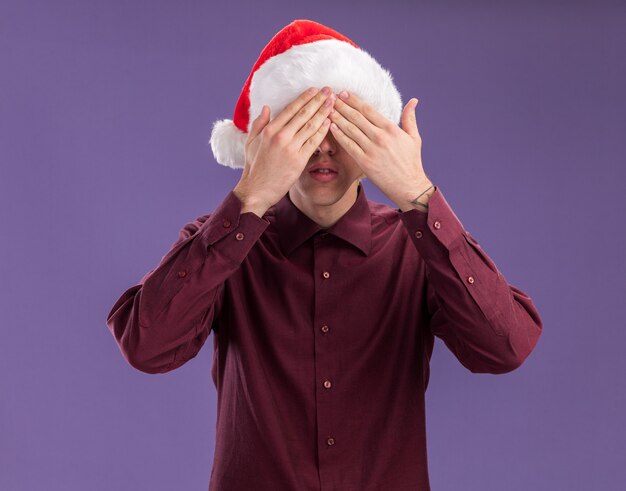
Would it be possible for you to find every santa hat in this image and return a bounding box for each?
[209,19,403,169]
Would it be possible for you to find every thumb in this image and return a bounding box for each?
[248,105,270,141]
[401,98,419,138]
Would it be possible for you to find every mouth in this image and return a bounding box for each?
[309,168,339,182]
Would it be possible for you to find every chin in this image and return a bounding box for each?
[312,192,344,206]
[306,186,343,202]
[293,180,340,202]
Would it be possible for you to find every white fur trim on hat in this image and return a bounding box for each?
[210,39,402,169]
[209,119,247,170]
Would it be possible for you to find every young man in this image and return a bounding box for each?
[107,20,542,491]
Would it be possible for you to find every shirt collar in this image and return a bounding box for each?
[272,183,372,257]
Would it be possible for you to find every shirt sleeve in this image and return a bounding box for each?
[106,190,271,374]
[398,185,543,374]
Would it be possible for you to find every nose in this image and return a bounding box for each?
[314,132,337,157]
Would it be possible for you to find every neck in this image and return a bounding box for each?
[289,182,360,228]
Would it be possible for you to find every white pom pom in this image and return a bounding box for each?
[209,119,247,169]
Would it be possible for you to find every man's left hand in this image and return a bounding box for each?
[329,91,433,209]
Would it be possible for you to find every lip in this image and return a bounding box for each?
[309,161,338,173]
[309,169,339,183]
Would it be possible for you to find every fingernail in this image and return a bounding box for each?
[321,86,331,95]
[339,91,349,100]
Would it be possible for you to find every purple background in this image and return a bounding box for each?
[2,1,625,490]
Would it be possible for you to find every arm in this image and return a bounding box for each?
[399,185,543,374]
[106,190,270,374]
[325,90,542,372]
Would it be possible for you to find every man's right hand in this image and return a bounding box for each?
[233,86,336,217]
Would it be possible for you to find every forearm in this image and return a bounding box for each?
[106,190,270,373]
[398,185,543,373]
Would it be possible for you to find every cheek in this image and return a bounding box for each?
[344,156,362,175]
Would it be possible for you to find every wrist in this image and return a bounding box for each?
[233,185,269,217]
[397,179,435,213]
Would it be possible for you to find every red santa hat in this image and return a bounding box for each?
[209,19,403,169]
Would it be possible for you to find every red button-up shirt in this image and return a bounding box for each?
[106,183,542,491]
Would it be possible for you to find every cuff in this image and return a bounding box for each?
[397,185,466,259]
[198,190,271,264]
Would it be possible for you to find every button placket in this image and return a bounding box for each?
[313,237,339,469]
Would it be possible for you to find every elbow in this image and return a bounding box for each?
[507,310,543,372]
[466,350,525,375]
[114,324,176,374]
[106,306,177,375]
[478,315,543,375]
[123,347,175,374]
[475,352,525,375]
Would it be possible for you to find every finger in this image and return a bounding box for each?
[292,94,334,149]
[299,117,331,158]
[248,105,270,141]
[329,121,366,160]
[401,98,419,138]
[243,106,270,176]
[413,99,422,138]
[336,90,390,129]
[282,87,333,138]
[268,87,320,132]
[333,97,379,141]
[329,107,372,151]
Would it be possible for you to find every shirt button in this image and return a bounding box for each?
[222,219,231,228]
[322,271,330,279]
[414,230,423,239]
[235,232,244,241]
[321,325,329,334]
[177,270,187,278]
[433,220,441,230]
[323,380,332,389]
[467,275,475,284]
[326,437,335,446]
